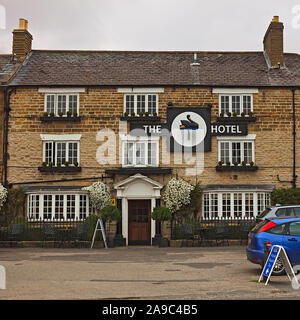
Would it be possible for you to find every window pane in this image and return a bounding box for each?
[222,193,231,218]
[234,193,242,218]
[245,193,254,218]
[210,194,218,218]
[243,142,253,164]
[124,143,134,166]
[294,208,300,216]
[232,96,241,115]
[148,95,157,114]
[68,142,78,165]
[257,193,265,215]
[148,142,157,166]
[220,96,230,114]
[243,95,252,115]
[136,142,145,165]
[126,95,135,114]
[220,142,230,163]
[203,194,210,219]
[45,142,53,165]
[137,95,146,114]
[57,95,67,115]
[56,142,66,165]
[46,95,55,114]
[28,195,40,220]
[80,195,87,220]
[69,95,78,114]
[66,195,76,220]
[232,142,241,164]
[43,195,52,220]
[55,195,64,220]
[289,222,300,236]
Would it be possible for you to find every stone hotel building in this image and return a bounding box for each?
[0,16,299,245]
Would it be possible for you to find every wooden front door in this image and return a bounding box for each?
[128,200,151,245]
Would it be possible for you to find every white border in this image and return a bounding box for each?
[212,88,258,94]
[39,88,85,93]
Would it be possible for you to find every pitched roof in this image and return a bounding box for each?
[8,50,300,87]
[0,55,21,84]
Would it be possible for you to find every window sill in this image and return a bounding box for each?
[120,116,161,122]
[40,116,81,122]
[216,165,258,172]
[38,166,82,173]
[216,116,257,123]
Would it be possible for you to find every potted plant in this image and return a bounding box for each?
[74,161,79,167]
[248,111,254,117]
[42,162,47,167]
[219,112,224,118]
[43,112,49,117]
[226,112,232,117]
[58,111,64,117]
[232,112,238,117]
[57,161,62,167]
[130,112,135,117]
[49,162,53,167]
[241,160,247,166]
[218,160,224,166]
[152,112,157,117]
[145,112,149,117]
[138,112,144,117]
[233,161,239,167]
[64,161,69,167]
[101,205,121,248]
[151,206,172,247]
[124,112,129,117]
[67,111,72,117]
[226,160,231,166]
[241,112,245,117]
[250,161,255,167]
[73,112,78,117]
[50,112,55,117]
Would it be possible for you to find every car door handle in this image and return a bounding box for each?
[288,238,298,242]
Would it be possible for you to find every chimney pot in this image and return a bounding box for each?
[19,18,28,30]
[272,16,279,22]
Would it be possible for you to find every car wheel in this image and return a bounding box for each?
[272,257,285,276]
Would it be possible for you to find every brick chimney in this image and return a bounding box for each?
[12,18,33,59]
[263,16,284,68]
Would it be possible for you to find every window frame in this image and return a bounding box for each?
[217,136,255,165]
[44,93,80,116]
[202,191,271,220]
[42,141,80,166]
[219,94,253,116]
[123,94,159,115]
[27,193,91,221]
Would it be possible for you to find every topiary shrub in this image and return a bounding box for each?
[151,206,172,222]
[101,206,121,222]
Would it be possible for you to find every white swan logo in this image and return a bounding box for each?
[171,112,207,147]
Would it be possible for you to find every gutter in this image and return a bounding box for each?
[292,88,297,188]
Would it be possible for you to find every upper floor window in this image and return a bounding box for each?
[217,135,256,166]
[41,134,81,167]
[124,94,158,115]
[121,135,159,167]
[219,94,253,116]
[45,94,79,116]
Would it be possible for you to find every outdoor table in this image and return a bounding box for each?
[57,228,72,248]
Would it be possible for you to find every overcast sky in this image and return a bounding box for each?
[0,0,300,54]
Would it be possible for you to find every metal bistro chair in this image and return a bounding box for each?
[215,224,229,246]
[9,224,24,246]
[181,223,195,247]
[239,222,252,245]
[42,224,57,248]
[72,224,88,248]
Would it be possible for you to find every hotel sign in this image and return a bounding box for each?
[129,106,249,152]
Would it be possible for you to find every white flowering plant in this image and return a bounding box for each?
[163,178,195,214]
[0,184,8,209]
[82,182,111,212]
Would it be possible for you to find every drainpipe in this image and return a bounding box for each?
[3,87,14,187]
[292,88,297,189]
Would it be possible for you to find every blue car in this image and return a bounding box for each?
[247,217,300,275]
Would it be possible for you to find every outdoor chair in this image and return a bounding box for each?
[215,225,229,246]
[181,223,196,247]
[9,224,24,244]
[239,223,252,245]
[42,224,57,247]
[72,224,88,248]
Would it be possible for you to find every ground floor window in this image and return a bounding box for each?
[27,193,94,221]
[203,191,271,219]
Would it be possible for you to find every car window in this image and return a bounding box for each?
[289,222,300,236]
[266,224,286,235]
[257,208,271,219]
[275,208,286,217]
[294,208,300,216]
